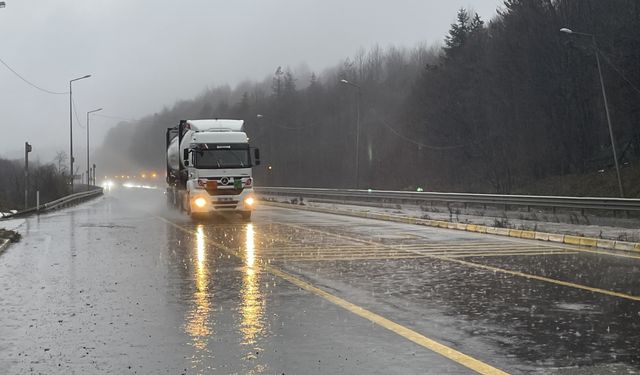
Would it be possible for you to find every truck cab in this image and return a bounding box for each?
[166,119,260,220]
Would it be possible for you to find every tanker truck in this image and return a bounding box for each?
[166,119,260,220]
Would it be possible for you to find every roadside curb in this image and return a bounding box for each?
[0,238,10,255]
[263,201,640,254]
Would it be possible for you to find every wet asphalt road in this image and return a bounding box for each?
[1,187,639,374]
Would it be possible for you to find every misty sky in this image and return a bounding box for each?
[0,0,501,162]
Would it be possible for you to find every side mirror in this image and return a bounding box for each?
[254,148,261,165]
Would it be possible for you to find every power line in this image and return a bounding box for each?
[598,50,640,96]
[72,97,85,129]
[0,56,68,95]
[369,107,494,150]
[94,113,136,122]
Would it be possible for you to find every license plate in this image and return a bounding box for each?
[218,197,233,202]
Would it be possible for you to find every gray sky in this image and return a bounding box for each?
[0,0,501,161]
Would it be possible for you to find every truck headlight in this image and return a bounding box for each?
[194,197,207,208]
[244,197,255,206]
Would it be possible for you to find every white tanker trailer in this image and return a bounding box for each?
[166,119,260,220]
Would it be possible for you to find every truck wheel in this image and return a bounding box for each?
[241,211,252,222]
[166,189,174,207]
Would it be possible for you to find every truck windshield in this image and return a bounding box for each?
[193,147,251,169]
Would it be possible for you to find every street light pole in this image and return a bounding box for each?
[24,142,32,209]
[340,79,361,189]
[86,108,102,189]
[69,74,91,193]
[560,28,624,197]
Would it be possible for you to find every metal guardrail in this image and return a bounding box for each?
[255,187,640,213]
[1,188,103,219]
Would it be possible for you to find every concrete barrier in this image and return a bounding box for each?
[262,201,640,254]
[508,229,523,238]
[534,232,550,241]
[614,241,637,252]
[596,239,616,250]
[563,235,582,246]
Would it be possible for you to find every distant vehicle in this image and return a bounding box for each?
[165,119,260,220]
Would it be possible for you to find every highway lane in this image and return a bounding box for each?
[1,186,639,374]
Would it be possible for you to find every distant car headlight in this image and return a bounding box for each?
[244,197,255,206]
[194,197,207,208]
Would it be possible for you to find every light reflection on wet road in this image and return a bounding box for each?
[1,187,639,374]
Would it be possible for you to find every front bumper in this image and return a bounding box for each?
[189,189,255,213]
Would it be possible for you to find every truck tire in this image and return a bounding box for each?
[241,211,252,222]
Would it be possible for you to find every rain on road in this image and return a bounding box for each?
[1,187,639,374]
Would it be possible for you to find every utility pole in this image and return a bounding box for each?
[560,28,624,197]
[86,108,102,190]
[69,74,91,193]
[340,79,362,189]
[24,142,32,210]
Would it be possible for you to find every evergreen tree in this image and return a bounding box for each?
[444,8,470,55]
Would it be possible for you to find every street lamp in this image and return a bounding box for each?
[69,74,91,192]
[560,28,624,197]
[340,79,361,189]
[256,114,273,186]
[86,108,102,189]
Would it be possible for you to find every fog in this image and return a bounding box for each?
[0,0,500,164]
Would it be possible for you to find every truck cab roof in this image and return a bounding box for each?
[191,131,248,144]
[186,119,244,132]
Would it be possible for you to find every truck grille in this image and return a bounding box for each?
[199,176,247,195]
[207,188,243,195]
[213,201,239,210]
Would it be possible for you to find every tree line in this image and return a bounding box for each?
[95,0,640,196]
[0,153,69,212]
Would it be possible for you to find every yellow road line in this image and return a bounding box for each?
[257,247,570,257]
[277,252,576,262]
[279,255,429,262]
[265,265,509,375]
[266,251,573,262]
[279,221,640,302]
[444,251,577,258]
[411,248,570,255]
[262,252,421,259]
[438,257,640,302]
[275,206,640,260]
[496,237,640,261]
[157,216,509,375]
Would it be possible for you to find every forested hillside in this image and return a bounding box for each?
[96,0,640,196]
